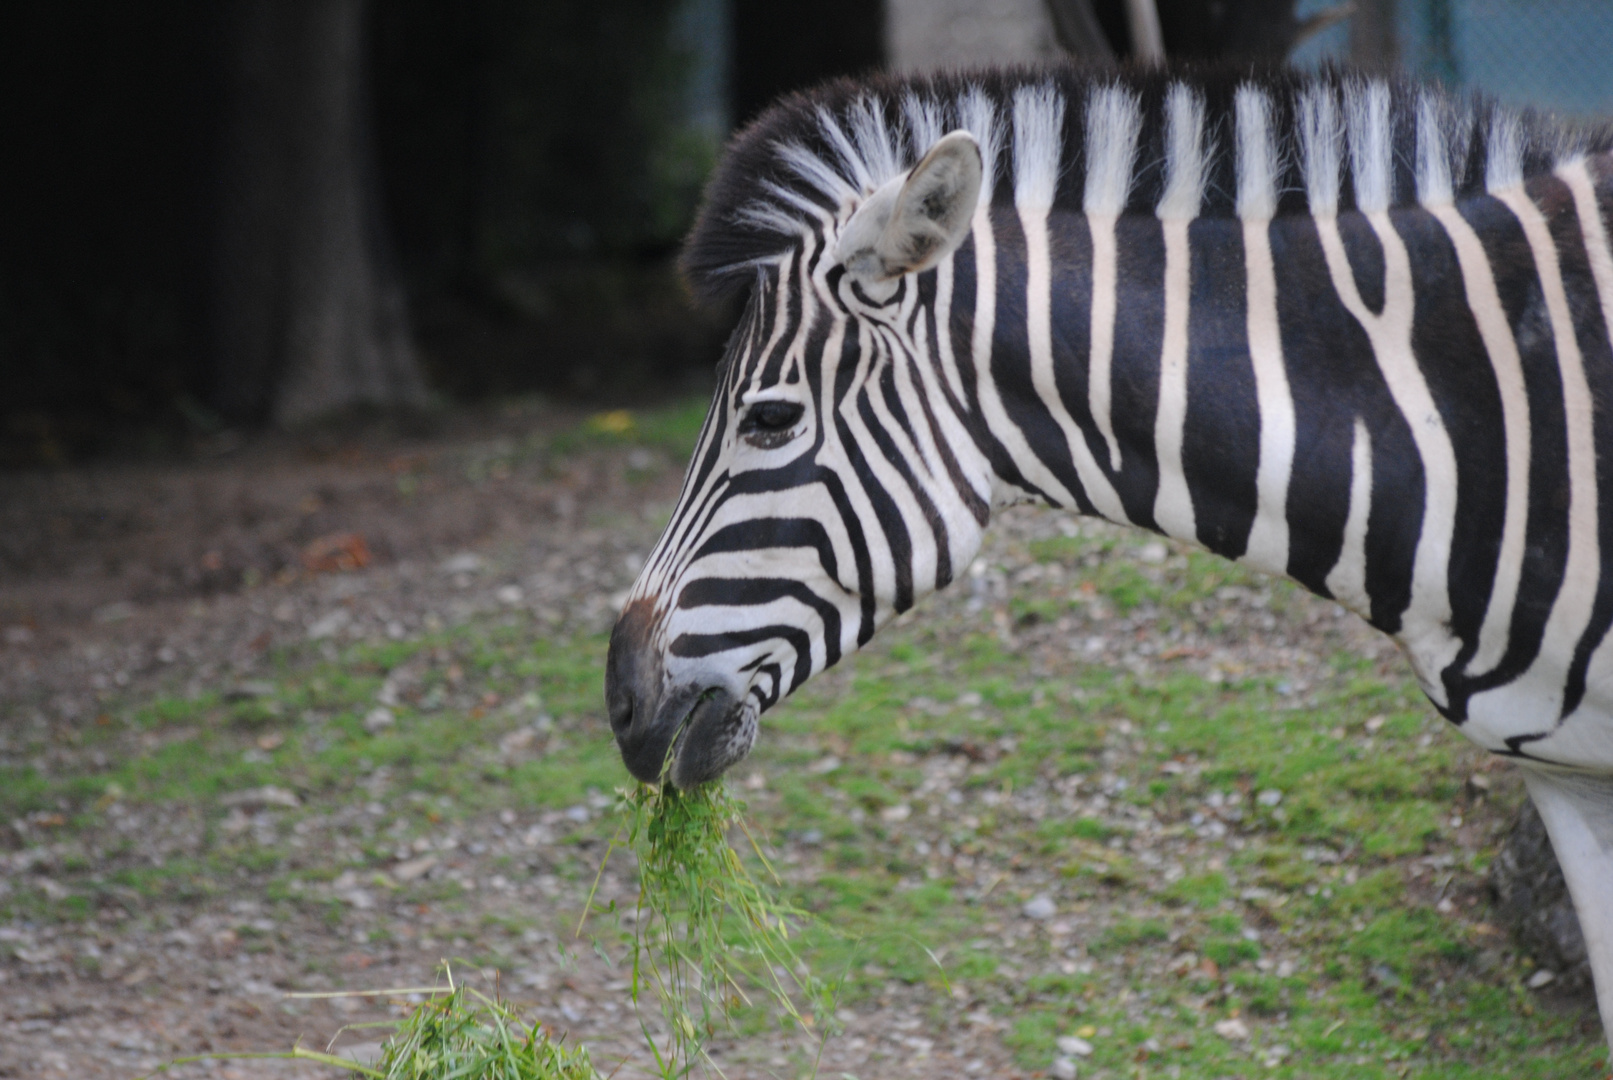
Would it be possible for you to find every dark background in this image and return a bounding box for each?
[0,1,892,465]
[0,0,1349,466]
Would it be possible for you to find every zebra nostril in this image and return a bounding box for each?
[609,696,634,738]
[606,597,660,746]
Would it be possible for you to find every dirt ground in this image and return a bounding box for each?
[0,400,1598,1079]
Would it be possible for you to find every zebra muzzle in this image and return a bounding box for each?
[607,599,751,787]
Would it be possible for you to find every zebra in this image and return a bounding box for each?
[603,64,1613,1046]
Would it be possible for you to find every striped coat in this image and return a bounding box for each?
[606,65,1613,1044]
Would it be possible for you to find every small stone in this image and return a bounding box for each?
[1056,1035,1093,1057]
[1257,789,1283,807]
[880,803,911,823]
[307,609,351,640]
[1364,714,1386,734]
[220,785,301,810]
[1137,541,1168,564]
[495,585,524,606]
[364,706,395,733]
[1467,773,1492,796]
[1527,968,1557,989]
[392,856,437,882]
[1050,1056,1078,1080]
[1022,894,1057,920]
[440,553,483,575]
[1214,1017,1250,1041]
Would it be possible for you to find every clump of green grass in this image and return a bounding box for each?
[140,969,601,1080]
[604,780,838,1078]
[358,972,602,1080]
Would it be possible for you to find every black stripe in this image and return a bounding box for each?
[676,576,844,670]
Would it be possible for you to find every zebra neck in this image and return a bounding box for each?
[952,153,1613,725]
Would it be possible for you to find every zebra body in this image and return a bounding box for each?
[605,65,1613,1043]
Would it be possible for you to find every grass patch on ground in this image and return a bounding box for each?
[5,521,1607,1078]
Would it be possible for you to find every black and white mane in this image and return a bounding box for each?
[683,64,1613,304]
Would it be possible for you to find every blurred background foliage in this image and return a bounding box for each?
[0,0,883,462]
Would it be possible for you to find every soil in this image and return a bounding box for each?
[0,400,1596,1079]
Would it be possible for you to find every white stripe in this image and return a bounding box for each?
[1426,200,1531,677]
[903,93,946,160]
[846,97,901,184]
[1460,177,1603,742]
[1020,200,1129,522]
[1345,80,1393,213]
[906,254,996,535]
[1156,84,1206,221]
[1552,157,1613,754]
[1325,417,1374,614]
[1083,86,1143,473]
[1487,111,1525,193]
[1496,178,1599,677]
[1240,215,1295,574]
[1152,214,1195,541]
[1013,85,1063,212]
[1087,215,1124,472]
[957,86,1003,210]
[1235,86,1279,222]
[1084,86,1142,217]
[932,254,970,406]
[1416,93,1453,207]
[1233,89,1293,573]
[1151,85,1204,542]
[1298,86,1342,216]
[967,209,1079,510]
[1315,211,1461,702]
[816,106,880,194]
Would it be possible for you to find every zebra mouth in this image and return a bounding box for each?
[666,686,756,790]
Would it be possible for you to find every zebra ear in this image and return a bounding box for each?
[836,130,983,282]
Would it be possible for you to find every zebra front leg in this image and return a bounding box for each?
[1520,768,1613,1056]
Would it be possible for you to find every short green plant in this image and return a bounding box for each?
[359,972,601,1080]
[138,969,601,1080]
[604,780,838,1078]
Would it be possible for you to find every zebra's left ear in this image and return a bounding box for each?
[836,130,983,283]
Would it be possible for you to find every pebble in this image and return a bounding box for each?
[1050,1056,1079,1079]
[1022,895,1056,920]
[1214,1017,1250,1040]
[1056,1035,1093,1057]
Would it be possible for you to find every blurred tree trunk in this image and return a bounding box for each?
[212,0,423,426]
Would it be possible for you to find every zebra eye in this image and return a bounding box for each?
[739,400,805,445]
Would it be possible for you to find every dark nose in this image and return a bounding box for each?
[606,599,671,781]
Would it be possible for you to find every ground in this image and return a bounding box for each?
[1,398,1607,1080]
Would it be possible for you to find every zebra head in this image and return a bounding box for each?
[607,127,991,787]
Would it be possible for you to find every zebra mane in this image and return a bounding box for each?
[681,63,1613,305]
